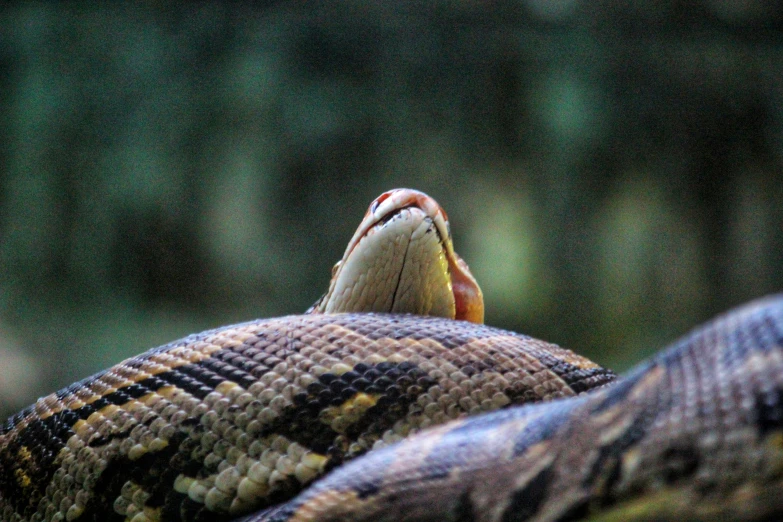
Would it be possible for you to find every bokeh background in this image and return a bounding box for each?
[2,2,783,420]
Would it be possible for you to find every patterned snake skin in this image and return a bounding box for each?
[247,295,783,522]
[0,314,615,522]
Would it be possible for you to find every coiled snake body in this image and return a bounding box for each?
[2,190,782,521]
[253,295,783,522]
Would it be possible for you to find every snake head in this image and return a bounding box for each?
[309,188,484,323]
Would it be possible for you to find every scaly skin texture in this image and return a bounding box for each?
[0,314,614,522]
[246,295,783,522]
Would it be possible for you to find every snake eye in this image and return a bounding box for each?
[370,191,393,214]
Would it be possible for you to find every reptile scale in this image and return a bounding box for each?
[1,189,781,521]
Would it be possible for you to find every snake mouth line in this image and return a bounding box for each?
[375,208,447,255]
[388,220,413,311]
[375,203,415,226]
[348,206,447,263]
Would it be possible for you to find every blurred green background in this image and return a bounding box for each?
[2,2,782,420]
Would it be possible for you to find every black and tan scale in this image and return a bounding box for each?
[245,295,783,522]
[0,313,615,522]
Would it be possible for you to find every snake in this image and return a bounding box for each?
[1,189,781,522]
